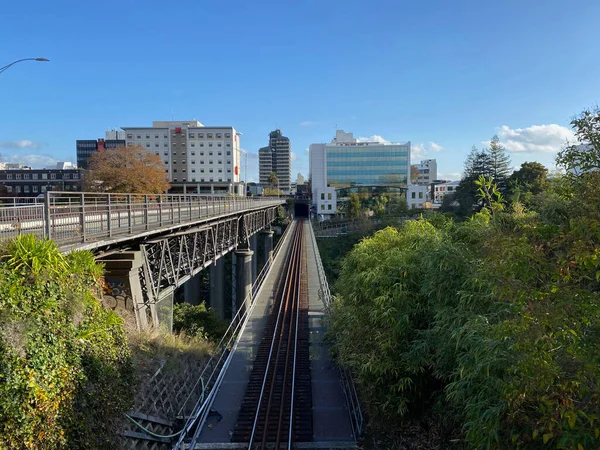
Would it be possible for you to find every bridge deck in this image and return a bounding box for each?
[196,221,354,446]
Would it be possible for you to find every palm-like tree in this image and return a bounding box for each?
[268,172,279,192]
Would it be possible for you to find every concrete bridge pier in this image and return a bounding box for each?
[250,233,258,284]
[101,251,154,331]
[209,257,226,319]
[234,246,254,316]
[260,228,274,268]
[183,272,202,306]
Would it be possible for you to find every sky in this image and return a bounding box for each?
[1,0,599,182]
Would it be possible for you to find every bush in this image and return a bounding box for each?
[173,302,229,342]
[0,235,134,449]
[330,176,600,448]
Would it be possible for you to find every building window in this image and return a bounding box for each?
[227,160,231,165]
[145,135,150,139]
[155,134,159,139]
[172,143,177,147]
[191,152,195,156]
[192,169,196,173]
[155,143,159,147]
[164,161,168,165]
[41,186,47,192]
[164,151,168,156]
[173,152,177,156]
[209,178,213,182]
[73,173,79,179]
[227,178,231,182]
[32,174,38,180]
[15,174,22,180]
[192,178,196,182]
[200,152,204,156]
[216,133,222,138]
[321,204,325,210]
[173,169,178,173]
[219,178,222,182]
[201,178,205,182]
[218,143,222,147]
[411,192,416,199]
[198,133,204,138]
[189,133,195,138]
[127,134,133,139]
[418,192,423,199]
[146,143,150,147]
[209,160,213,164]
[24,186,30,193]
[218,160,222,164]
[208,143,213,147]
[209,169,213,173]
[328,204,332,210]
[225,133,231,138]
[227,169,231,173]
[15,186,21,194]
[164,143,168,147]
[191,143,195,147]
[226,143,231,147]
[63,174,70,180]
[201,169,204,173]
[200,143,204,147]
[226,151,231,155]
[173,178,177,182]
[42,174,47,180]
[321,193,324,200]
[33,185,38,193]
[182,178,187,182]
[128,142,134,146]
[136,134,141,139]
[6,174,12,180]
[218,152,222,156]
[164,134,168,139]
[182,160,186,164]
[207,133,213,138]
[328,193,332,200]
[209,151,213,156]
[182,169,187,173]
[218,169,222,173]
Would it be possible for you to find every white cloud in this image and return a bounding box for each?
[438,172,461,181]
[488,124,576,153]
[290,151,298,161]
[0,154,59,168]
[411,141,444,161]
[305,147,309,153]
[0,140,44,149]
[299,121,319,127]
[356,135,391,144]
[429,141,444,152]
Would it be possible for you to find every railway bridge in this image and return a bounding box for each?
[0,191,284,330]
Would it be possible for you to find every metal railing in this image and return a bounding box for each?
[0,197,44,207]
[173,221,296,449]
[0,192,284,248]
[309,221,364,439]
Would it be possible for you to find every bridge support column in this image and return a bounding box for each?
[234,246,254,315]
[260,228,274,268]
[183,272,202,306]
[101,251,153,331]
[209,257,225,319]
[250,233,258,284]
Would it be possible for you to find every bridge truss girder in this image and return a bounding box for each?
[140,207,277,306]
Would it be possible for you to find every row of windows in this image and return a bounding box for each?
[161,151,231,157]
[327,152,409,159]
[320,193,333,200]
[327,159,408,167]
[127,132,232,139]
[320,204,333,210]
[172,178,232,183]
[6,184,78,194]
[5,173,79,180]
[169,160,231,165]
[171,168,230,174]
[143,142,232,148]
[411,192,424,199]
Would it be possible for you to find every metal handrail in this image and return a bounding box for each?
[0,191,284,249]
[174,222,295,449]
[309,221,364,439]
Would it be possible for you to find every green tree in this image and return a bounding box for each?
[509,161,548,196]
[410,164,421,183]
[347,192,362,218]
[487,134,512,188]
[557,106,600,174]
[268,171,279,189]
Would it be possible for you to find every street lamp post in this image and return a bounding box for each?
[0,57,50,75]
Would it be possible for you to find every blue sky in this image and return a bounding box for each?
[1,0,598,182]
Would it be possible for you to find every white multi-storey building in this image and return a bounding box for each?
[310,130,411,220]
[414,159,438,185]
[121,120,243,195]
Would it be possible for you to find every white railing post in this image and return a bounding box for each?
[144,195,149,230]
[107,194,112,237]
[79,193,86,243]
[127,194,133,233]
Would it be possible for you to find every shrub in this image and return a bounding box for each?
[173,302,229,342]
[0,235,134,449]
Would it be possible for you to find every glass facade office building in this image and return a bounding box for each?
[325,143,410,187]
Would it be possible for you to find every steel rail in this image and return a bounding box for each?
[247,221,303,450]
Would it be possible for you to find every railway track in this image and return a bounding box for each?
[232,220,312,449]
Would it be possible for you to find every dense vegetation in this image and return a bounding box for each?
[173,302,229,342]
[0,236,135,449]
[329,109,600,448]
